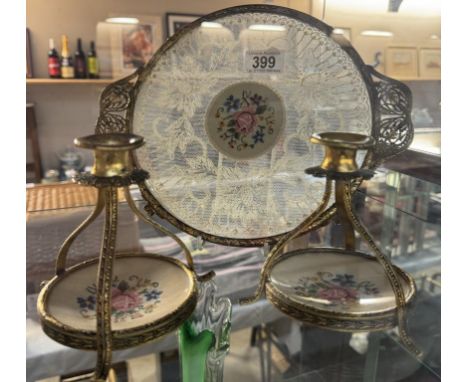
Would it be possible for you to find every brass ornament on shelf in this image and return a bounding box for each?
[37,133,212,381]
[241,132,422,358]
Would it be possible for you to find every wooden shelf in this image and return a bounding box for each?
[27,78,116,85]
[395,77,440,82]
[27,77,439,85]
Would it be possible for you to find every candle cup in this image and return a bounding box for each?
[74,133,144,178]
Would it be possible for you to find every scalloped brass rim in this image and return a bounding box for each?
[37,253,198,350]
[265,248,416,330]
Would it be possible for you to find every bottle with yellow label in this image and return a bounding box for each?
[60,35,74,79]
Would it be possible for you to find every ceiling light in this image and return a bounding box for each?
[430,34,439,40]
[361,30,394,37]
[201,21,223,28]
[333,28,346,35]
[249,24,286,32]
[105,17,139,24]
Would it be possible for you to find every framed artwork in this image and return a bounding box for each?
[332,27,351,42]
[385,47,418,78]
[26,28,33,78]
[419,48,441,79]
[107,15,163,78]
[166,13,202,38]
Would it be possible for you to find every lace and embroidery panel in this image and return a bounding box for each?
[133,13,372,239]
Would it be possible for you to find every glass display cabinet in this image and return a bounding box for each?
[26,168,440,382]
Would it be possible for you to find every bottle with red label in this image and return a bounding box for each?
[47,38,61,78]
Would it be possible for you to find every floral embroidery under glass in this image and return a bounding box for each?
[293,272,380,308]
[215,89,275,152]
[76,275,163,323]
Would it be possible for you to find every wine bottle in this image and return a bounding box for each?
[74,38,87,78]
[87,41,99,79]
[47,38,60,78]
[60,35,74,79]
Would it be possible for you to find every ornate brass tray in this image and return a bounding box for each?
[38,254,197,350]
[266,248,415,332]
[240,131,421,357]
[91,4,413,246]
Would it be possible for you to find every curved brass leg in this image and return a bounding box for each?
[55,188,106,275]
[123,187,215,281]
[342,182,422,358]
[240,179,333,305]
[94,188,118,380]
[335,180,356,250]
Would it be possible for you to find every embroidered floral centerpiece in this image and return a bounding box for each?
[205,82,285,160]
[76,275,163,323]
[294,272,380,308]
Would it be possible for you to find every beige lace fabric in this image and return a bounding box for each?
[133,12,371,240]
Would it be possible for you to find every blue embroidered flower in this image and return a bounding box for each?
[224,95,240,112]
[332,274,356,287]
[252,130,265,144]
[144,290,162,301]
[77,295,96,310]
[249,93,263,106]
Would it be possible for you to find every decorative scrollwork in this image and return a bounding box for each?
[74,169,149,188]
[368,66,414,165]
[95,69,141,135]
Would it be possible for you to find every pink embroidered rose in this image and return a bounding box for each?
[318,287,357,301]
[233,106,257,135]
[111,288,141,312]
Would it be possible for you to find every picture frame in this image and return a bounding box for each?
[166,13,203,38]
[106,15,163,79]
[419,48,441,79]
[385,47,418,78]
[26,28,33,78]
[332,27,352,43]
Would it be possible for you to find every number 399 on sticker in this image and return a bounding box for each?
[244,50,284,73]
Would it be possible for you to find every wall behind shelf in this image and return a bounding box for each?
[26,0,306,171]
[27,0,440,172]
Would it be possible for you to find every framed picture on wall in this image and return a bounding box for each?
[26,28,33,78]
[385,47,418,78]
[166,13,202,38]
[107,15,163,78]
[332,27,351,42]
[419,48,441,79]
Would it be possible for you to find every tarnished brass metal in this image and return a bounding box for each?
[38,133,202,382]
[257,132,421,358]
[74,133,143,178]
[341,181,422,357]
[90,6,414,247]
[239,179,333,305]
[265,248,416,332]
[310,132,374,173]
[335,180,356,251]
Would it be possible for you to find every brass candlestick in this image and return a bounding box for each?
[241,132,421,358]
[38,133,213,381]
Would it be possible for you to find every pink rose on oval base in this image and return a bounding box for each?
[233,106,257,135]
[318,287,358,302]
[111,287,142,312]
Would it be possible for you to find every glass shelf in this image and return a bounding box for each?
[26,169,440,381]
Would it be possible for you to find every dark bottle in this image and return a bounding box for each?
[74,38,87,78]
[87,41,99,78]
[47,38,61,78]
[60,35,74,79]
